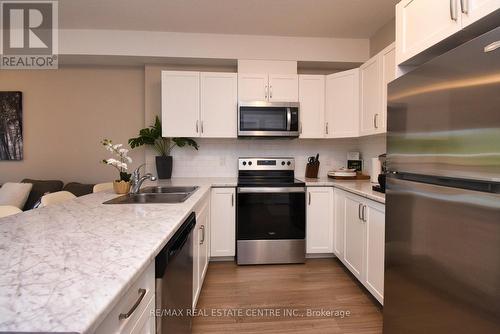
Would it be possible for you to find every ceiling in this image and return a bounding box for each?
[59,0,398,38]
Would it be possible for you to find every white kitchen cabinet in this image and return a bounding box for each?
[237,73,268,102]
[333,189,346,259]
[396,0,499,64]
[238,73,298,102]
[462,0,500,27]
[268,74,299,102]
[343,193,366,281]
[162,71,237,138]
[298,75,325,138]
[95,262,155,334]
[193,193,210,308]
[210,187,236,257]
[359,56,382,136]
[200,72,238,138]
[364,200,386,304]
[306,187,334,254]
[325,69,360,138]
[380,44,396,132]
[161,71,200,137]
[359,43,395,136]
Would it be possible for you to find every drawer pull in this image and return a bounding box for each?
[119,288,146,320]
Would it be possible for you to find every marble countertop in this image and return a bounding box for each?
[0,178,234,333]
[0,176,381,333]
[297,177,385,204]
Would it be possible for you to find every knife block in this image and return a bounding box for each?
[305,161,320,178]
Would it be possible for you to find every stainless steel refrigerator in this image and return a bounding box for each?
[384,26,500,334]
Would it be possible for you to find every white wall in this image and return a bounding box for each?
[60,29,370,63]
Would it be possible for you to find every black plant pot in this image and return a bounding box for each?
[156,156,173,179]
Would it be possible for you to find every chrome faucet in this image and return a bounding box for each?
[130,164,157,194]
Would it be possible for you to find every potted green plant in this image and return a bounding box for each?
[129,116,199,179]
[101,139,132,194]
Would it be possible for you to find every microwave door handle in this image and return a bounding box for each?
[287,108,292,131]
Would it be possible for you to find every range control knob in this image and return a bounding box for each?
[287,161,291,166]
[248,161,253,166]
[242,161,247,166]
[281,161,286,166]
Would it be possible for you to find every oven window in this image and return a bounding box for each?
[239,107,288,131]
[237,192,305,240]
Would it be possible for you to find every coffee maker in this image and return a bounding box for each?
[372,154,387,193]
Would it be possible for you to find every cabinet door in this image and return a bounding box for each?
[161,71,200,137]
[325,69,360,138]
[268,74,299,102]
[461,0,500,27]
[306,187,334,254]
[198,200,210,284]
[344,193,365,280]
[210,188,236,257]
[396,0,462,64]
[379,44,396,133]
[333,189,346,259]
[238,73,268,102]
[200,72,238,138]
[360,56,381,136]
[192,220,200,309]
[364,200,385,304]
[298,75,325,138]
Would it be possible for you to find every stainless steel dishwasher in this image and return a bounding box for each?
[155,212,195,334]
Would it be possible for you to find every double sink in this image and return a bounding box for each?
[104,186,199,204]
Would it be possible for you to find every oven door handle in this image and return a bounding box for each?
[238,187,306,194]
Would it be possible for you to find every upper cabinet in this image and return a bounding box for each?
[238,73,298,102]
[162,71,238,138]
[396,0,499,65]
[298,75,325,138]
[200,72,238,138]
[360,43,395,136]
[162,71,200,138]
[326,69,360,138]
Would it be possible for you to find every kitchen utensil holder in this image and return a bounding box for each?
[305,161,320,178]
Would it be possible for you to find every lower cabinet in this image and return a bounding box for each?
[306,187,334,254]
[193,193,210,309]
[333,188,385,304]
[95,262,156,334]
[210,187,236,257]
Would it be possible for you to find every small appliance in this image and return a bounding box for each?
[238,102,299,138]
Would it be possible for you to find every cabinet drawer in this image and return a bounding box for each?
[95,261,155,334]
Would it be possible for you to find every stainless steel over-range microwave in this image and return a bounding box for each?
[238,102,300,138]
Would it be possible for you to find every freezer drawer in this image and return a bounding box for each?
[384,177,500,334]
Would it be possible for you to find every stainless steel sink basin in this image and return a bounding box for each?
[103,186,198,204]
[140,186,198,194]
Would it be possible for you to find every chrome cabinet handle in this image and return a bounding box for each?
[299,122,303,134]
[196,120,199,133]
[460,0,468,14]
[270,85,273,99]
[119,288,146,320]
[325,122,329,135]
[362,205,367,222]
[231,193,234,207]
[200,225,205,244]
[265,85,268,99]
[201,121,204,134]
[308,193,311,205]
[358,203,362,220]
[450,0,458,21]
[374,114,379,129]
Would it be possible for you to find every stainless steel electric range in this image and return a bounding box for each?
[236,157,306,265]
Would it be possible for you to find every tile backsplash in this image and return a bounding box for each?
[145,136,386,179]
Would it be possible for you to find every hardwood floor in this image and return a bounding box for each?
[192,259,382,334]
